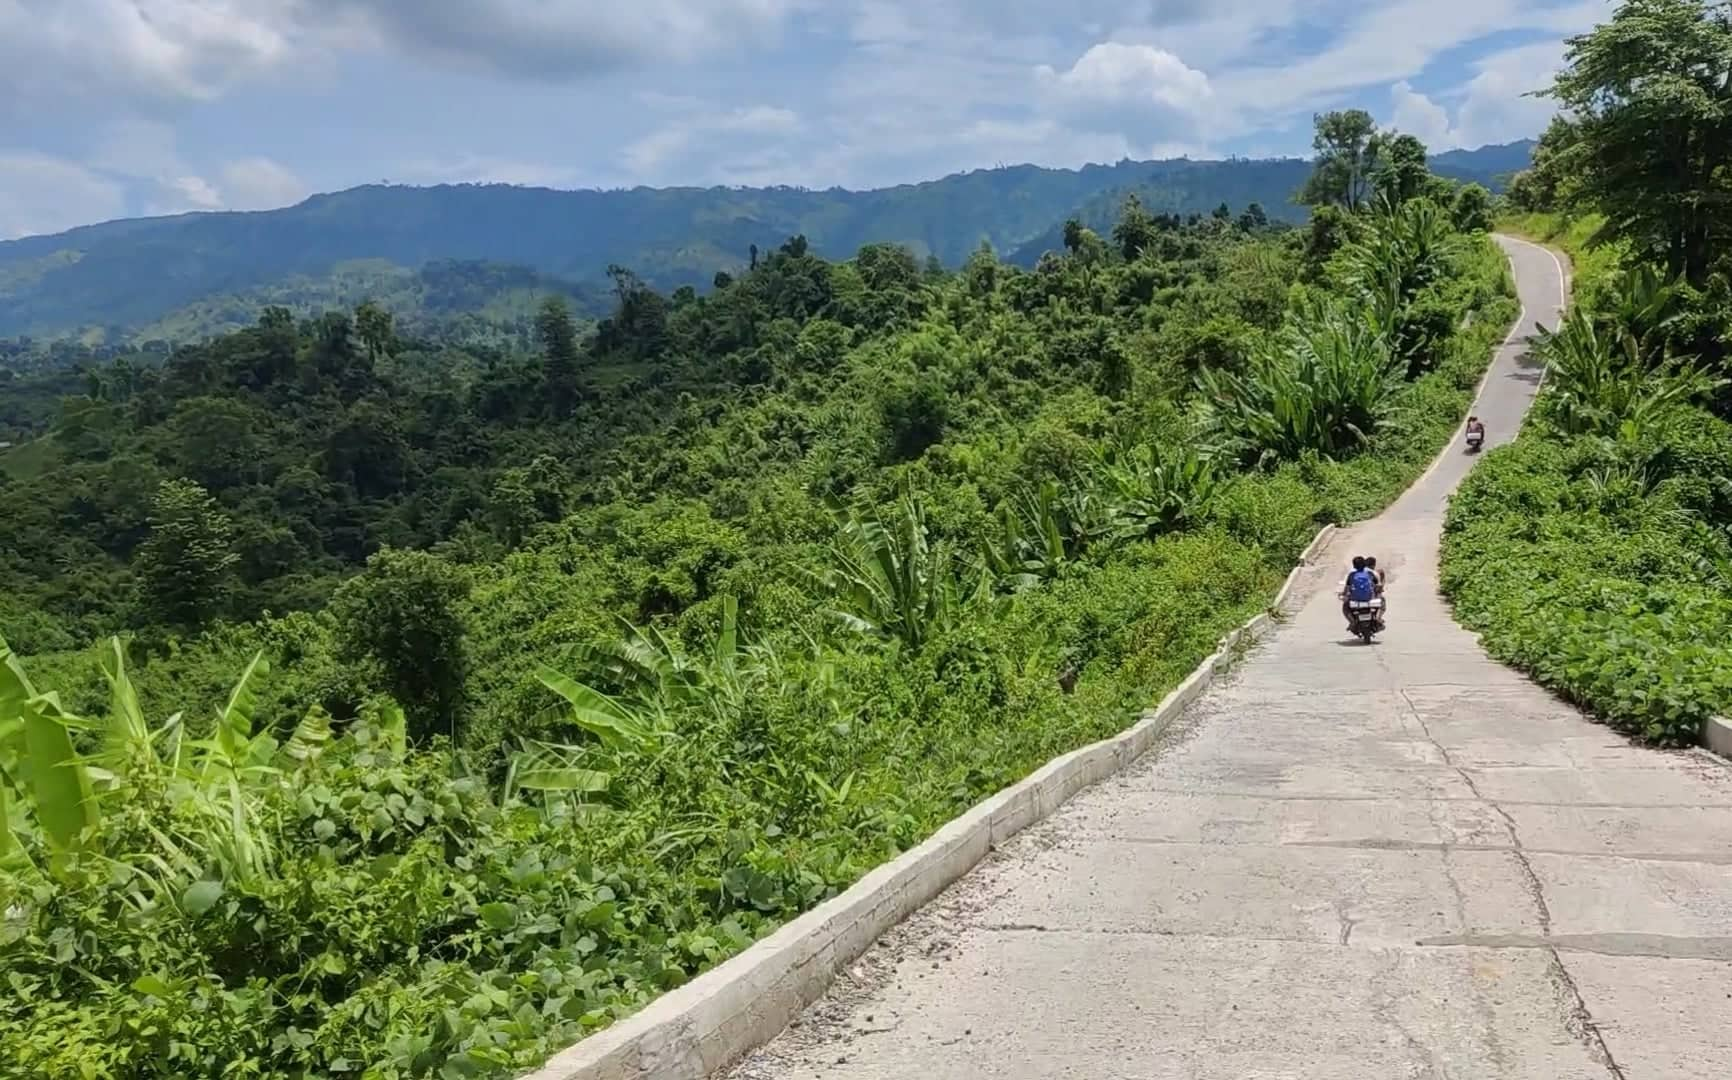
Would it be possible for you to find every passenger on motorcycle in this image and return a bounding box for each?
[1365,555,1386,620]
[1340,556,1380,631]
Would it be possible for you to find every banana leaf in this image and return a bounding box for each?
[20,698,97,853]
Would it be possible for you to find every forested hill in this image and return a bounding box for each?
[0,141,1530,343]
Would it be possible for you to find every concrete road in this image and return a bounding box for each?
[726,237,1732,1080]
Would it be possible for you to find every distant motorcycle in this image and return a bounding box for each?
[1346,598,1385,643]
[1465,422,1485,453]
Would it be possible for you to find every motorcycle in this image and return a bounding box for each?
[1465,427,1485,453]
[1346,597,1385,643]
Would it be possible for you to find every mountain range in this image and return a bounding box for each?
[0,140,1532,345]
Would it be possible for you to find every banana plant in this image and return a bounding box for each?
[0,636,336,898]
[815,485,996,649]
[1535,304,1725,437]
[1,636,96,865]
[1093,439,1228,542]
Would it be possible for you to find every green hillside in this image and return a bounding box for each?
[0,143,1530,345]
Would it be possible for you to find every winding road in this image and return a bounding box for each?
[725,238,1732,1079]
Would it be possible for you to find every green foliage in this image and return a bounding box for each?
[1198,300,1404,462]
[1301,109,1385,210]
[1453,4,1732,743]
[1444,419,1732,743]
[331,550,472,743]
[1094,440,1230,541]
[1451,184,1495,233]
[1375,133,1432,206]
[0,175,1520,1075]
[536,297,583,419]
[816,488,993,650]
[134,479,240,629]
[1547,0,1732,285]
[1534,303,1725,437]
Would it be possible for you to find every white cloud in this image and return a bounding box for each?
[623,105,804,182]
[0,0,1615,232]
[1,0,808,117]
[0,153,126,238]
[1389,80,1459,149]
[0,0,300,109]
[1037,42,1213,114]
[1453,41,1566,147]
[717,106,802,136]
[317,0,804,76]
[218,157,310,210]
[1216,0,1598,132]
[1381,40,1569,154]
[163,175,225,211]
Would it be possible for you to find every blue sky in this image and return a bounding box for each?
[0,0,1611,239]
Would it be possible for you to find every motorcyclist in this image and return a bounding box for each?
[1364,555,1387,623]
[1340,556,1379,631]
[1465,415,1486,447]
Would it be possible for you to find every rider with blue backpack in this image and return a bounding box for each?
[1340,555,1381,631]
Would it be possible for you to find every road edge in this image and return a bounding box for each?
[523,523,1339,1080]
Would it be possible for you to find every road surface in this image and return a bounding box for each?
[726,237,1732,1079]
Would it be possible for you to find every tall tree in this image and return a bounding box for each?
[1375,133,1431,205]
[331,548,471,743]
[134,478,238,627]
[1549,0,1732,284]
[354,300,395,362]
[1062,218,1086,254]
[1504,115,1582,213]
[1452,184,1495,232]
[535,296,581,419]
[1111,196,1157,259]
[1301,109,1385,211]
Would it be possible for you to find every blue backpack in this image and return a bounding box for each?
[1347,569,1377,602]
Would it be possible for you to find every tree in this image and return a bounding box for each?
[535,296,581,418]
[1112,195,1158,259]
[354,300,395,361]
[1504,115,1581,213]
[1375,133,1431,205]
[312,311,359,379]
[596,264,670,358]
[1237,202,1270,231]
[134,478,238,627]
[1212,202,1232,221]
[1062,218,1086,254]
[1301,109,1385,211]
[331,548,471,743]
[1452,183,1495,232]
[1303,205,1355,277]
[1548,0,1732,284]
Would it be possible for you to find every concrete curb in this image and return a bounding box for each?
[523,523,1339,1080]
[1702,715,1732,760]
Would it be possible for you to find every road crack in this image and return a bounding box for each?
[1399,688,1626,1080]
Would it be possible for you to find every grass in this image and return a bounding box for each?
[0,435,59,482]
[1497,211,1622,298]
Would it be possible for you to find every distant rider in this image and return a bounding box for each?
[1365,555,1386,622]
[1466,415,1486,444]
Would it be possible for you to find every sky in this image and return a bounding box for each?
[0,0,1612,239]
